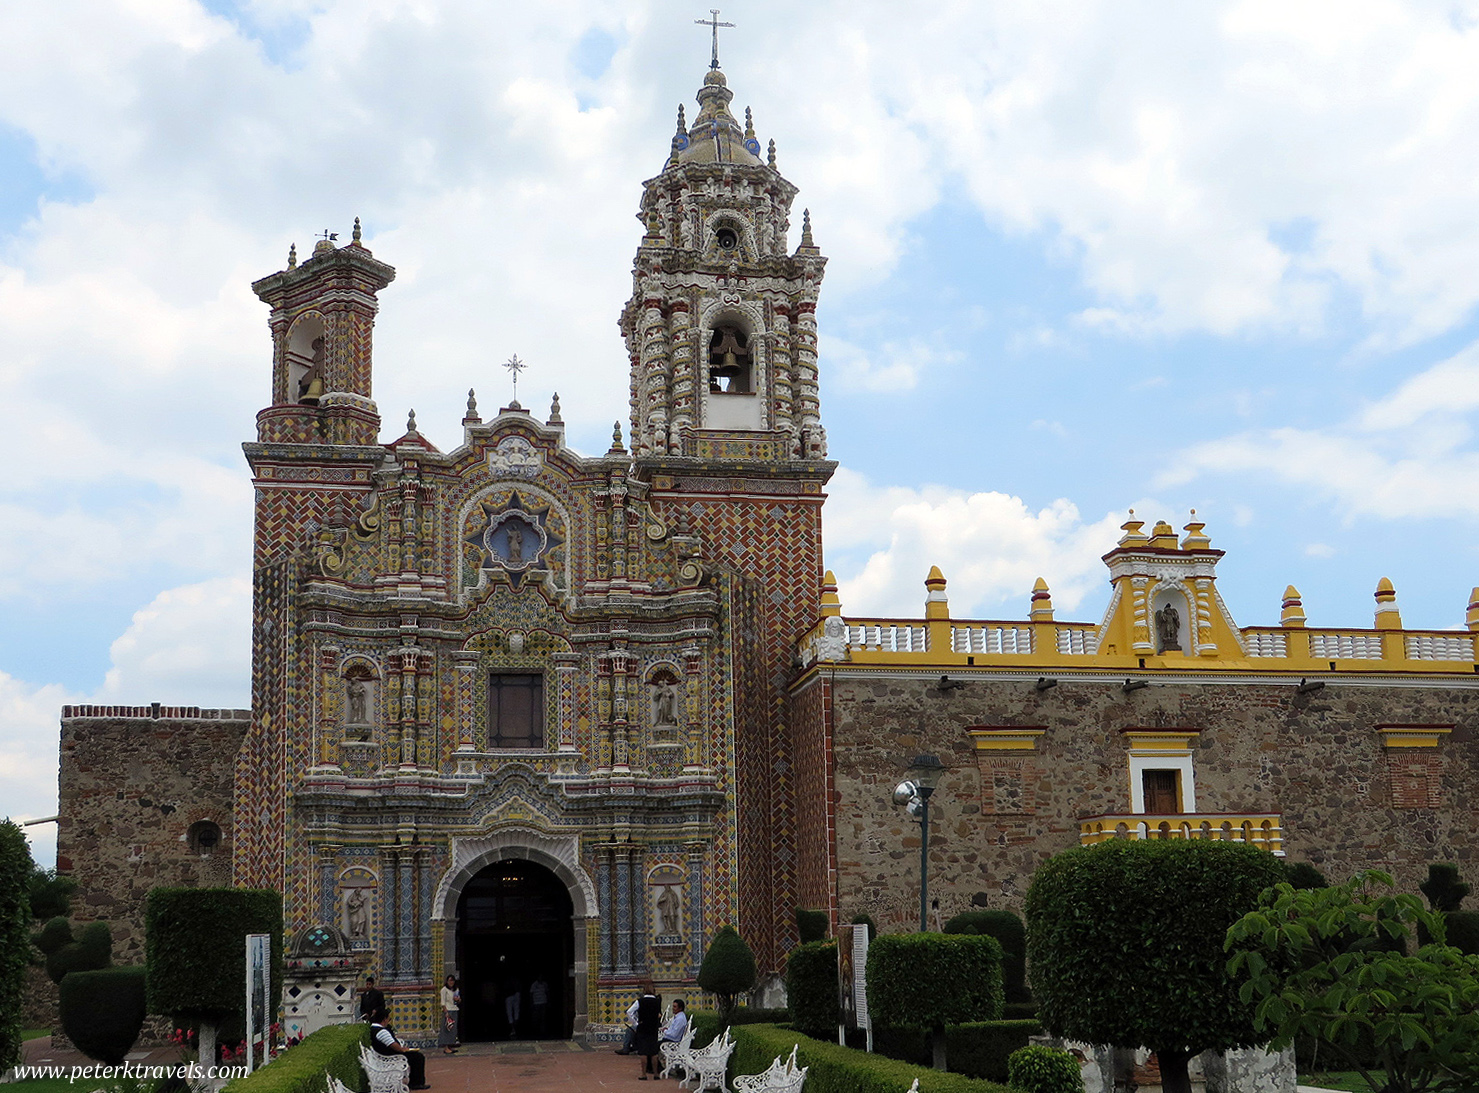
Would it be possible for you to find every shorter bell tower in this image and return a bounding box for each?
[251,223,396,447]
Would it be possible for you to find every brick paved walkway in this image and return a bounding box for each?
[428,1042,662,1092]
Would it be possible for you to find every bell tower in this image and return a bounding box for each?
[619,69,826,460]
[621,60,835,974]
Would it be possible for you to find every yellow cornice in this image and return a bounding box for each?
[967,727,1046,751]
[1376,725,1453,749]
[1123,729,1200,755]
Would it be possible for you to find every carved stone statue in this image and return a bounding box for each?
[345,887,369,939]
[505,523,524,564]
[1155,602,1182,652]
[655,885,681,936]
[651,679,680,727]
[346,679,367,724]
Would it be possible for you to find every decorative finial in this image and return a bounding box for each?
[287,243,297,269]
[1031,578,1055,622]
[1374,576,1402,629]
[548,392,563,425]
[767,138,776,169]
[677,104,687,132]
[504,353,527,408]
[610,420,626,453]
[406,409,417,435]
[796,208,819,254]
[695,9,734,70]
[467,389,478,414]
[1281,585,1306,628]
[352,217,362,244]
[744,106,755,140]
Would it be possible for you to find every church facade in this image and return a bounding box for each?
[53,57,1479,1047]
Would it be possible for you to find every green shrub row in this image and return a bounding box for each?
[874,1019,1043,1081]
[727,1024,1016,1093]
[786,940,840,1036]
[942,911,1029,1004]
[222,1022,369,1093]
[867,933,1004,1030]
[690,1007,791,1047]
[146,888,283,1020]
[1007,1044,1082,1093]
[59,967,146,1065]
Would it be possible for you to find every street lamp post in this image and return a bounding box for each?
[892,754,946,932]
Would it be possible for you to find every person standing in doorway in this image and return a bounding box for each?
[438,975,460,1055]
[503,975,522,1038]
[528,974,549,1037]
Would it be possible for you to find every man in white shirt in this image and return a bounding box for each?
[660,999,689,1045]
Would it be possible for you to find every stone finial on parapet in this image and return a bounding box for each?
[1030,578,1055,622]
[1148,519,1178,549]
[1374,577,1402,629]
[924,565,949,620]
[1181,511,1211,550]
[1467,587,1479,631]
[463,389,480,427]
[1280,585,1306,628]
[820,570,842,617]
[1118,511,1149,547]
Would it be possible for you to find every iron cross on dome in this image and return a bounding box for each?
[695,9,734,70]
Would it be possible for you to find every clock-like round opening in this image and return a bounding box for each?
[716,227,738,251]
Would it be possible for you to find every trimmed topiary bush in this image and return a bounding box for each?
[943,910,1029,1004]
[146,887,283,1063]
[1285,862,1328,890]
[1445,910,1479,954]
[786,940,839,1037]
[796,908,830,943]
[1420,863,1470,912]
[696,924,756,1026]
[1007,1044,1083,1093]
[851,913,878,941]
[874,1019,1043,1081]
[0,819,33,1071]
[868,933,1003,1071]
[60,966,147,1064]
[221,1021,369,1093]
[35,919,112,984]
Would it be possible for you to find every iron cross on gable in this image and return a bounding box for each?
[695,9,734,70]
[504,353,527,404]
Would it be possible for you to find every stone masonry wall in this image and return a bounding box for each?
[57,706,250,963]
[805,673,1478,933]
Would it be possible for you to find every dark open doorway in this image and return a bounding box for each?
[456,858,573,1041]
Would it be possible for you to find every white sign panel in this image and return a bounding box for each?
[245,934,271,1072]
[852,926,871,1031]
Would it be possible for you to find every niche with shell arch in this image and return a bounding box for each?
[341,659,380,741]
[645,664,684,746]
[286,312,326,405]
[1150,586,1191,656]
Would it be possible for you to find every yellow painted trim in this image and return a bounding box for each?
[968,728,1046,751]
[1124,731,1200,755]
[1377,726,1453,748]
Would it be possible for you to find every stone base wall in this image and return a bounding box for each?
[798,673,1478,930]
[57,706,250,962]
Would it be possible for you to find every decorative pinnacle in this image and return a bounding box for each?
[677,104,687,132]
[610,420,626,453]
[352,217,362,244]
[467,389,477,413]
[744,106,755,141]
[767,138,776,168]
[406,409,417,435]
[801,209,813,245]
[287,243,297,269]
[696,9,734,70]
[548,392,563,425]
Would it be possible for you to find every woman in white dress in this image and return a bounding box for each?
[438,974,460,1054]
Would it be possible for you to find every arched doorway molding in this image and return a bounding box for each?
[432,826,598,1034]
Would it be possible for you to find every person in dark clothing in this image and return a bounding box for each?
[369,1006,429,1090]
[359,975,385,1021]
[633,986,661,1080]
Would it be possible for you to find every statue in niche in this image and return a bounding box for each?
[651,678,680,727]
[506,522,524,564]
[655,885,681,936]
[344,887,369,939]
[297,335,325,404]
[346,679,367,725]
[1155,602,1182,652]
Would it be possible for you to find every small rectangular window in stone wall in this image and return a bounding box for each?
[966,727,1045,816]
[1376,725,1452,809]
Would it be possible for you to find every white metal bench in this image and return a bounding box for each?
[659,1022,697,1080]
[734,1044,807,1093]
[680,1028,735,1092]
[327,1071,359,1093]
[358,1046,409,1093]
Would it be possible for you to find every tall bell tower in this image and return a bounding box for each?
[622,58,834,973]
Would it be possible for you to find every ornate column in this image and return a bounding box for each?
[380,847,401,980]
[615,846,634,975]
[397,849,416,980]
[768,302,794,450]
[553,651,581,765]
[793,300,823,457]
[452,650,479,766]
[639,295,670,456]
[686,843,706,971]
[596,846,614,975]
[315,645,341,770]
[682,645,704,771]
[668,300,694,452]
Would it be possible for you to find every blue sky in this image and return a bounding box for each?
[6,0,1479,864]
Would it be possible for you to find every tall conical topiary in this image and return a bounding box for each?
[696,924,755,1026]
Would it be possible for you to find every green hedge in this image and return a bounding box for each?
[60,967,146,1065]
[942,911,1029,1004]
[797,909,830,943]
[873,1020,1042,1081]
[727,1024,1015,1093]
[867,933,1004,1030]
[786,940,839,1037]
[1007,1044,1083,1093]
[222,1022,369,1093]
[690,1007,791,1047]
[1445,910,1479,954]
[146,888,283,1020]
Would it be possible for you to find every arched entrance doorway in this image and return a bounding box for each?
[456,859,573,1040]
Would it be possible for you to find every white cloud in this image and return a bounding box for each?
[0,671,79,868]
[823,467,1126,619]
[1162,339,1479,518]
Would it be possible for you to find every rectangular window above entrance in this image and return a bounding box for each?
[488,673,544,749]
[1142,769,1181,814]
